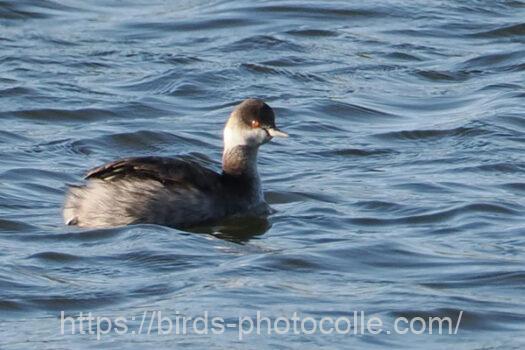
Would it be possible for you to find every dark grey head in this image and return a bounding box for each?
[224,99,288,149]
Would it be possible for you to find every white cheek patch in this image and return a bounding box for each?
[251,128,269,145]
[224,126,268,150]
[224,125,247,149]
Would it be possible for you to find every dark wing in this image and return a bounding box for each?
[85,156,220,191]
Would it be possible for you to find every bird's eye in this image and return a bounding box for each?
[251,120,260,128]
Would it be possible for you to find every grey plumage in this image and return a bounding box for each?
[63,99,287,229]
[64,158,223,227]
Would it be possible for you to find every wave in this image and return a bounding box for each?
[0,0,79,20]
[241,63,325,83]
[472,23,525,38]
[1,108,118,122]
[349,202,520,226]
[225,35,304,52]
[373,126,487,142]
[70,130,214,155]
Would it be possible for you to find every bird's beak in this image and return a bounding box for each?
[267,128,288,138]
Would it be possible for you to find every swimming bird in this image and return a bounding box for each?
[63,98,288,228]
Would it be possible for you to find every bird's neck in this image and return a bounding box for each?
[222,145,259,177]
[221,145,263,206]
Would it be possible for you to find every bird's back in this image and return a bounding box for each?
[64,156,224,228]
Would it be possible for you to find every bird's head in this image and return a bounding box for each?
[224,98,288,150]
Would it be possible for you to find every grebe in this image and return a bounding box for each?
[63,98,287,228]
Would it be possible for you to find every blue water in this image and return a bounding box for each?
[1,0,525,348]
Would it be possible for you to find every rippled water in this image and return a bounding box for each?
[1,0,525,348]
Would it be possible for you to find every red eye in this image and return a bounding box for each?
[251,120,260,128]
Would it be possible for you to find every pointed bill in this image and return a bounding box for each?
[267,128,288,138]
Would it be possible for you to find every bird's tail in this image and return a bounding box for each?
[63,184,84,226]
